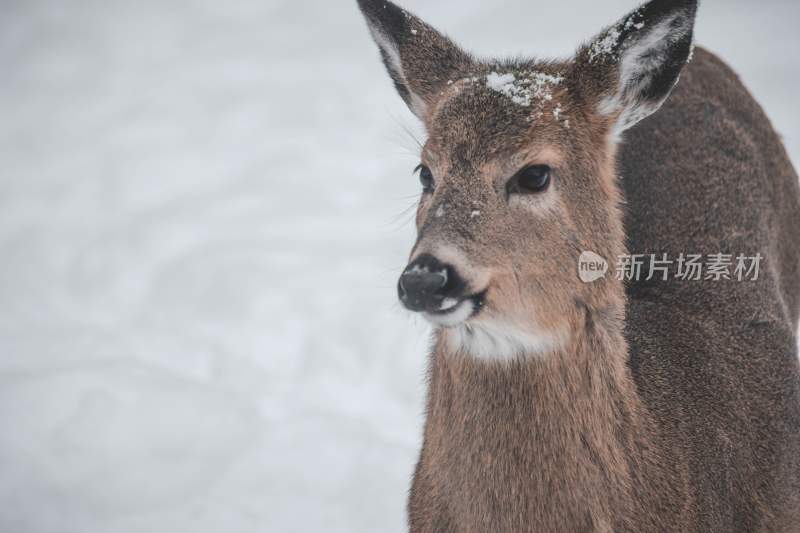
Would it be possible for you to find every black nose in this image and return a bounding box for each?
[398,254,463,312]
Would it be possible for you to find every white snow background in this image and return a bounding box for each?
[0,1,798,532]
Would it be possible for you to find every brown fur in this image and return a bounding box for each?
[356,1,800,531]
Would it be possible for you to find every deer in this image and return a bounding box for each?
[356,0,800,531]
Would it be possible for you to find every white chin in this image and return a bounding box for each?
[422,299,475,328]
[445,321,563,362]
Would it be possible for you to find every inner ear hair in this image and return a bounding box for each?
[579,0,698,136]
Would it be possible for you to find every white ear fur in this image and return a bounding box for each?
[358,0,474,122]
[364,22,429,118]
[593,5,696,141]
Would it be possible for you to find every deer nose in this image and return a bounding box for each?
[398,254,453,313]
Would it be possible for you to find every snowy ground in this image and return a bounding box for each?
[0,1,797,532]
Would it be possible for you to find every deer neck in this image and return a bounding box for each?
[426,295,653,525]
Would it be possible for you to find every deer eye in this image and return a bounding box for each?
[416,165,435,193]
[508,165,551,195]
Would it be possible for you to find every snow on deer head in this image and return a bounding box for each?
[357,0,697,361]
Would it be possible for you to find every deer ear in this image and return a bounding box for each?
[578,0,698,137]
[356,0,473,120]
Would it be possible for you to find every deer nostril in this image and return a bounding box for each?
[398,270,448,312]
[401,270,447,294]
[398,254,455,312]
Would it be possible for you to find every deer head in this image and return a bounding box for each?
[357,0,697,360]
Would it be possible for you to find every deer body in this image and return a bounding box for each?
[409,48,800,533]
[620,47,800,531]
[356,1,800,531]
